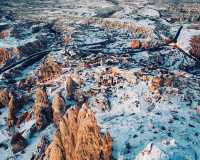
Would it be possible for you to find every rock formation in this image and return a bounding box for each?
[32,135,50,160]
[32,87,52,132]
[52,94,66,126]
[148,75,172,93]
[17,77,36,91]
[0,89,20,128]
[130,40,141,49]
[11,132,28,153]
[148,77,162,92]
[0,48,12,65]
[190,35,200,59]
[44,104,112,160]
[7,92,18,128]
[0,89,10,108]
[37,57,61,83]
[65,76,79,99]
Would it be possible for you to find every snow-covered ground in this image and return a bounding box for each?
[0,0,200,160]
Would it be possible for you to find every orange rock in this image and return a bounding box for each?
[140,75,149,82]
[148,84,157,92]
[148,77,162,92]
[32,87,52,131]
[65,76,79,99]
[152,77,162,85]
[7,93,18,128]
[130,40,141,49]
[0,89,10,108]
[44,104,112,160]
[37,57,61,82]
[0,48,12,65]
[111,67,121,76]
[52,94,66,126]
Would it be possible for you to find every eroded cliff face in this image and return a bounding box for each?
[44,104,112,160]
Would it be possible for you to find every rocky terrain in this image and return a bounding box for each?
[0,0,200,160]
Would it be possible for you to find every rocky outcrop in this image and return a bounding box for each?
[32,135,50,160]
[65,76,79,99]
[37,57,61,83]
[190,35,200,59]
[0,89,10,108]
[11,132,27,153]
[44,104,112,160]
[0,48,12,65]
[148,77,162,92]
[0,89,21,128]
[7,93,18,128]
[52,94,66,126]
[148,75,172,93]
[31,87,52,132]
[17,77,36,91]
[130,40,141,49]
